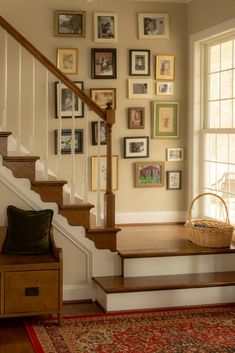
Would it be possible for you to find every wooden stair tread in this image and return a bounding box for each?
[31,180,67,186]
[0,132,12,137]
[118,238,235,259]
[93,271,235,293]
[59,203,93,210]
[3,156,40,162]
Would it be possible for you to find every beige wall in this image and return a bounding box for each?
[187,0,235,35]
[0,0,187,220]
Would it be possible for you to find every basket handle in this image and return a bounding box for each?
[188,192,230,224]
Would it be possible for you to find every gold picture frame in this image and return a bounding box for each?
[135,161,164,188]
[57,48,78,74]
[138,13,169,39]
[156,55,175,80]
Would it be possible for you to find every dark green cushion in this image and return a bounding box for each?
[2,205,53,255]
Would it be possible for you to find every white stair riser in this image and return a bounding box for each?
[123,253,235,277]
[96,285,235,312]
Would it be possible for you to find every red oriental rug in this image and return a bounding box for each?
[25,305,235,353]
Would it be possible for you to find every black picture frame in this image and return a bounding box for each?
[129,49,150,76]
[54,129,84,154]
[91,121,107,145]
[124,136,149,158]
[166,171,182,190]
[91,48,117,79]
[55,81,84,118]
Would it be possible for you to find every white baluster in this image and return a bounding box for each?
[2,30,8,131]
[56,81,62,180]
[43,70,49,180]
[83,104,88,203]
[70,91,75,204]
[29,57,35,153]
[96,120,101,227]
[16,44,22,153]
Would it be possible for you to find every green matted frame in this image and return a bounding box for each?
[152,101,179,139]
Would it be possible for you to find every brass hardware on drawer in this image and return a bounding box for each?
[25,287,39,296]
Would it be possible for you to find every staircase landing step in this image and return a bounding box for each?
[93,271,235,294]
[118,238,235,259]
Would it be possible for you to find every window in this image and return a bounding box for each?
[201,37,235,222]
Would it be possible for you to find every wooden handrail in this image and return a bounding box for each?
[0,15,106,120]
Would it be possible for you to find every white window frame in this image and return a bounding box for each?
[188,19,235,218]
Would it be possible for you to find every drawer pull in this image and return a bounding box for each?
[25,287,39,296]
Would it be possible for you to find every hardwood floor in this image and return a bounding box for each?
[0,302,103,353]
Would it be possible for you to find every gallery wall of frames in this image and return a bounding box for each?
[53,8,185,193]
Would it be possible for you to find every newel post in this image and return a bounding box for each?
[104,103,115,228]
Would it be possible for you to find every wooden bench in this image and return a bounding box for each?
[0,226,63,325]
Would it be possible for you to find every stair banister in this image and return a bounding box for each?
[0,15,117,231]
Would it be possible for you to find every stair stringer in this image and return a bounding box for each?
[0,158,122,301]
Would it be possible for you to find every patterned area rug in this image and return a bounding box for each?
[25,305,235,353]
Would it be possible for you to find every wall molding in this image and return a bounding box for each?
[115,211,187,224]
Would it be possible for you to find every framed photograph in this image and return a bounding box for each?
[129,49,150,76]
[156,55,175,80]
[135,161,164,188]
[91,48,117,79]
[91,155,118,191]
[138,13,169,39]
[54,10,86,37]
[128,107,145,129]
[128,79,152,99]
[166,171,181,190]
[156,81,174,95]
[152,101,179,139]
[57,48,78,74]
[93,12,118,42]
[167,148,184,161]
[91,121,107,145]
[55,81,84,118]
[54,129,84,154]
[90,88,116,110]
[124,136,149,158]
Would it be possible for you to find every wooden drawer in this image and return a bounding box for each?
[4,270,59,314]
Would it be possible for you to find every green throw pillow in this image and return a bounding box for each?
[2,205,53,255]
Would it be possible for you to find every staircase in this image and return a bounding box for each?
[0,16,120,252]
[93,238,235,311]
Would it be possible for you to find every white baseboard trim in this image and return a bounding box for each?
[115,211,187,224]
[63,283,96,302]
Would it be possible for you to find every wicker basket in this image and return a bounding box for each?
[184,192,234,248]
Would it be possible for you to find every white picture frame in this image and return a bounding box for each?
[128,79,152,99]
[93,12,118,43]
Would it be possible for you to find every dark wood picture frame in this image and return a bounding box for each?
[54,129,84,154]
[91,121,107,145]
[128,107,145,129]
[91,48,117,79]
[55,81,84,118]
[166,171,182,190]
[124,136,149,158]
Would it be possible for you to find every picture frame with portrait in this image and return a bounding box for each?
[57,48,78,74]
[138,13,169,39]
[128,107,145,129]
[54,10,86,37]
[91,121,107,145]
[55,81,84,118]
[93,12,118,42]
[156,55,175,80]
[129,49,150,76]
[152,101,179,139]
[91,48,117,79]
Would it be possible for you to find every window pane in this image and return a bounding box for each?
[233,70,235,97]
[209,73,220,100]
[220,100,233,127]
[229,135,235,163]
[221,70,232,99]
[221,40,233,70]
[208,101,220,128]
[217,134,228,163]
[205,133,217,161]
[209,44,220,73]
